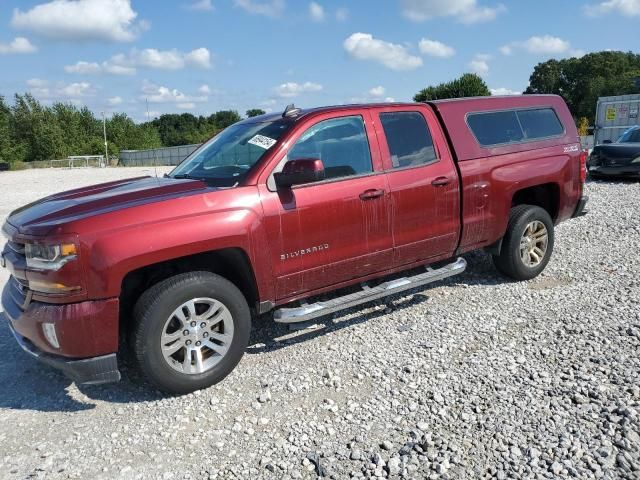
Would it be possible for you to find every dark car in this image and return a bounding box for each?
[588,126,640,178]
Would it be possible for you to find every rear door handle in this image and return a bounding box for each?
[359,188,385,200]
[431,176,452,187]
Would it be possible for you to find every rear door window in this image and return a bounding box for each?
[379,112,438,168]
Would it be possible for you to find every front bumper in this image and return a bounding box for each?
[8,323,120,384]
[2,278,121,385]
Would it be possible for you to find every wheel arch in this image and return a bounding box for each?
[119,248,259,338]
[511,183,561,222]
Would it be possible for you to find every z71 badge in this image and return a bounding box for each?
[563,144,580,153]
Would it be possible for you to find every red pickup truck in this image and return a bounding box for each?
[1,95,588,393]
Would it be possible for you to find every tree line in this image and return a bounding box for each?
[0,94,266,166]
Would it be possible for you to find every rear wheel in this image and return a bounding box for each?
[132,271,250,394]
[492,205,554,281]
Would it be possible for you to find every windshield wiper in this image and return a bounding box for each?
[172,173,202,180]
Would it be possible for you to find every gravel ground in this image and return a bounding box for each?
[0,168,638,480]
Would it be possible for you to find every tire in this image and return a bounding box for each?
[131,271,251,394]
[492,205,555,281]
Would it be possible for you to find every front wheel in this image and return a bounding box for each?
[492,205,555,281]
[131,272,251,394]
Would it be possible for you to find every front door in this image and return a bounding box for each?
[259,113,393,300]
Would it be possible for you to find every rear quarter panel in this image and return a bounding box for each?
[431,95,582,252]
[456,144,581,251]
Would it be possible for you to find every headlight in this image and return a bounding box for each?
[25,242,77,271]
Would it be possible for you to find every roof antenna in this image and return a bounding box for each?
[282,103,302,118]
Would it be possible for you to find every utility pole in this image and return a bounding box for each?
[101,111,108,168]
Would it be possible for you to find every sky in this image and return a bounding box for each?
[0,0,639,122]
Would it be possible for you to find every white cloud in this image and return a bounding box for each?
[418,39,455,58]
[0,37,37,55]
[336,7,349,21]
[26,79,94,101]
[103,59,137,76]
[274,81,323,98]
[65,47,211,75]
[141,80,208,104]
[585,0,640,16]
[11,0,146,43]
[27,78,48,88]
[59,82,93,98]
[65,61,103,74]
[343,33,423,71]
[233,0,285,17]
[309,2,325,21]
[136,49,186,69]
[401,0,505,24]
[187,0,215,11]
[177,102,196,109]
[107,96,123,106]
[500,35,579,57]
[522,35,571,54]
[490,87,521,96]
[468,54,490,76]
[198,84,211,94]
[184,48,212,69]
[369,86,386,97]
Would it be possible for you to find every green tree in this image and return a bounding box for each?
[525,51,640,122]
[414,73,491,102]
[210,110,241,129]
[0,96,12,163]
[149,113,217,146]
[246,108,266,118]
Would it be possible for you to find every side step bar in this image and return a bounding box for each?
[274,257,467,324]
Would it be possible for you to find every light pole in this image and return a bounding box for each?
[101,111,108,168]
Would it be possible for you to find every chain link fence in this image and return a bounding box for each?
[119,144,200,167]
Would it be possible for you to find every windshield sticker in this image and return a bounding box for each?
[248,134,277,150]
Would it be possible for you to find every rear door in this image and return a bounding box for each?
[372,106,460,266]
[258,111,393,300]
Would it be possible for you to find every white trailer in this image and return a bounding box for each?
[594,94,640,145]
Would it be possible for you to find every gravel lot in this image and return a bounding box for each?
[0,167,638,480]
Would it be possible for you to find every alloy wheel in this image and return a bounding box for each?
[160,297,234,374]
[519,220,549,268]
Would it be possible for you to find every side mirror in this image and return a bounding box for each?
[602,139,613,144]
[274,159,325,188]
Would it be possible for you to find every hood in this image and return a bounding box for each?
[7,176,210,235]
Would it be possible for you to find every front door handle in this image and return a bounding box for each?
[431,176,452,187]
[359,188,385,200]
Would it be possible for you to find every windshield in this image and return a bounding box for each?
[618,127,640,143]
[169,119,292,187]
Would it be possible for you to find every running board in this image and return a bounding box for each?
[274,257,467,324]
